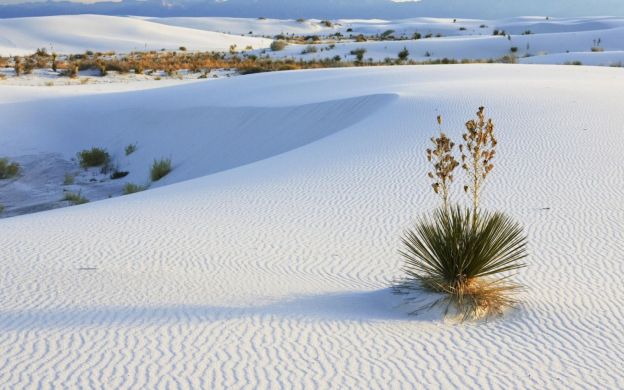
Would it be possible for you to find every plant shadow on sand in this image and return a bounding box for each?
[0,289,448,330]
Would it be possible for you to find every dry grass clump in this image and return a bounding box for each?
[0,158,20,179]
[64,191,89,205]
[150,158,172,181]
[396,107,527,321]
[123,183,148,195]
[78,147,110,168]
[125,143,138,156]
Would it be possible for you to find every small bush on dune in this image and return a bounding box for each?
[78,147,110,169]
[0,158,20,179]
[150,158,172,181]
[0,204,4,214]
[398,47,409,61]
[123,183,148,195]
[301,45,318,54]
[395,107,528,321]
[64,191,89,205]
[270,40,288,51]
[125,143,138,156]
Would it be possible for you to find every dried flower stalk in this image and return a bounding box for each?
[426,115,459,210]
[460,107,497,217]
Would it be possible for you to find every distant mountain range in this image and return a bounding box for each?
[1,0,623,19]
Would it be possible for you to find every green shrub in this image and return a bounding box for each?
[0,204,4,214]
[150,158,172,181]
[123,183,148,195]
[398,47,409,61]
[125,143,138,156]
[0,158,20,179]
[350,48,367,62]
[64,191,89,205]
[77,147,110,168]
[270,40,288,51]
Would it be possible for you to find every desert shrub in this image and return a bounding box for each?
[398,47,409,61]
[63,173,74,185]
[77,147,110,168]
[105,60,131,74]
[510,47,518,53]
[459,27,467,31]
[591,47,604,52]
[381,29,395,39]
[125,143,138,156]
[0,204,4,213]
[51,53,58,72]
[64,191,89,205]
[270,40,288,51]
[565,61,583,66]
[0,158,20,179]
[64,63,79,78]
[179,46,187,51]
[123,182,148,195]
[413,32,422,40]
[301,45,318,54]
[150,158,172,181]
[355,34,367,42]
[320,20,333,28]
[14,56,22,76]
[395,107,527,321]
[350,48,367,62]
[296,18,306,23]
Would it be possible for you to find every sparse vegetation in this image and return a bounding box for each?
[150,158,172,181]
[0,158,20,179]
[350,48,367,62]
[64,191,89,205]
[63,173,74,185]
[395,107,527,321]
[398,47,410,61]
[77,147,110,169]
[125,143,138,156]
[301,45,318,54]
[270,40,288,51]
[0,204,4,214]
[123,182,148,195]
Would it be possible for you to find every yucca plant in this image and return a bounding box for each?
[397,206,527,321]
[396,107,527,321]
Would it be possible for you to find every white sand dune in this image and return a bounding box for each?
[0,14,271,55]
[1,65,623,388]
